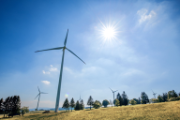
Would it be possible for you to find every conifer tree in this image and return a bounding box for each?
[62,98,70,111]
[117,93,123,106]
[162,93,168,102]
[87,96,94,110]
[141,92,149,104]
[122,91,129,105]
[74,101,80,110]
[79,99,84,110]
[0,98,3,114]
[168,90,178,99]
[157,95,164,102]
[70,98,75,112]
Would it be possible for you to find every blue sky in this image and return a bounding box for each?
[0,0,180,108]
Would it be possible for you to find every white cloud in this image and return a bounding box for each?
[42,65,58,75]
[42,70,50,74]
[42,81,50,85]
[49,65,58,72]
[137,9,156,23]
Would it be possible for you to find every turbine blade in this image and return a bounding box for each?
[109,87,113,92]
[35,47,64,53]
[66,48,86,64]
[115,90,118,92]
[64,29,69,46]
[35,94,39,99]
[41,92,48,94]
[37,86,40,93]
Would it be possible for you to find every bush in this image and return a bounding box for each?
[168,97,180,101]
[129,99,137,105]
[92,100,101,109]
[102,99,109,108]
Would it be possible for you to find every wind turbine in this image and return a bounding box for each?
[109,87,118,106]
[35,86,48,111]
[152,89,157,99]
[35,29,85,112]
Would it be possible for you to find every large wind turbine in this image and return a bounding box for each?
[35,29,85,112]
[35,86,48,111]
[109,87,118,106]
[152,89,157,99]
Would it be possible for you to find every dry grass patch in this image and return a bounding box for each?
[1,100,180,120]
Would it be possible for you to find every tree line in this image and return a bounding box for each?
[0,95,29,118]
[0,95,21,117]
[62,90,180,111]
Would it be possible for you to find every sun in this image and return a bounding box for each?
[102,26,116,40]
[99,22,118,42]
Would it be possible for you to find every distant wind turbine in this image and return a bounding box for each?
[152,89,157,99]
[35,86,47,111]
[35,29,85,112]
[109,87,118,106]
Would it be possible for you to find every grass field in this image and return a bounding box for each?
[1,100,180,120]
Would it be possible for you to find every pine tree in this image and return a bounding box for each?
[12,95,21,115]
[70,98,75,112]
[79,99,84,110]
[122,91,129,105]
[157,95,164,102]
[87,96,94,110]
[74,101,80,110]
[141,92,149,104]
[162,93,168,102]
[117,93,123,106]
[62,98,70,111]
[0,98,3,114]
[168,90,178,99]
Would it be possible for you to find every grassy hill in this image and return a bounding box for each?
[1,100,180,120]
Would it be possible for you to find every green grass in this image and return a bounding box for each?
[1,100,180,120]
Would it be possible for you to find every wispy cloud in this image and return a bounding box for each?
[42,65,58,75]
[42,80,50,85]
[49,65,58,72]
[137,9,156,23]
[42,70,50,74]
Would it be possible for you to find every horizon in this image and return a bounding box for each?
[0,0,180,109]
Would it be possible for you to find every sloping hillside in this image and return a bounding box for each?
[1,100,180,120]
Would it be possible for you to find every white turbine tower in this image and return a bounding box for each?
[35,29,85,112]
[109,87,118,106]
[35,86,48,111]
[152,90,157,99]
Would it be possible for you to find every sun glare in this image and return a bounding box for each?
[102,26,116,40]
[99,22,119,42]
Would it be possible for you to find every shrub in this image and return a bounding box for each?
[168,97,180,101]
[129,99,137,105]
[92,100,101,109]
[102,99,109,108]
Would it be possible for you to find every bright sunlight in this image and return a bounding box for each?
[99,22,119,42]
